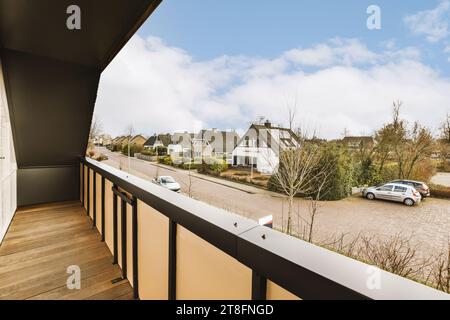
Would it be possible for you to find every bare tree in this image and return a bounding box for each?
[431,241,450,293]
[305,175,329,242]
[441,113,450,143]
[181,138,195,198]
[341,127,350,138]
[271,144,330,235]
[125,125,134,173]
[285,95,298,131]
[323,233,431,281]
[88,115,103,155]
[376,101,434,179]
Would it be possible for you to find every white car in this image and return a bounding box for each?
[362,183,421,206]
[153,176,181,192]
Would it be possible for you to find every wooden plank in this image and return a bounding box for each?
[0,201,133,300]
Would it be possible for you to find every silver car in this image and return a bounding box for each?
[153,176,181,192]
[362,183,421,206]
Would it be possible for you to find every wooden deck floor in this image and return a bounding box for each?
[0,201,133,300]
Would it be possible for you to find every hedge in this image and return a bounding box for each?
[430,184,450,199]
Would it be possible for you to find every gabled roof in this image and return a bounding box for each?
[196,129,240,152]
[172,132,195,144]
[112,136,123,143]
[341,136,374,145]
[235,122,301,154]
[115,136,131,145]
[130,134,147,144]
[144,134,172,147]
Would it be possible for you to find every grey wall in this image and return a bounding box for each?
[17,166,79,206]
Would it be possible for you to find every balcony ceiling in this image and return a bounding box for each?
[0,0,161,69]
[0,0,161,205]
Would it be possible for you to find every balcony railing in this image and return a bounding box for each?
[81,157,450,300]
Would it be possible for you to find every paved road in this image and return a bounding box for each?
[432,172,450,187]
[97,148,450,258]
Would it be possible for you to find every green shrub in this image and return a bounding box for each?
[110,143,122,152]
[141,148,156,156]
[157,156,172,166]
[155,146,168,156]
[181,163,200,170]
[313,143,355,200]
[353,158,382,186]
[210,160,228,174]
[430,184,450,199]
[378,163,399,183]
[121,144,143,157]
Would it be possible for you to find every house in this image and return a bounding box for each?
[341,136,375,150]
[168,132,195,158]
[129,134,147,148]
[96,134,112,146]
[111,136,123,145]
[232,120,301,174]
[196,129,240,163]
[144,133,172,149]
[115,135,131,148]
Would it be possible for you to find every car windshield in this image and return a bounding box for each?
[161,177,176,183]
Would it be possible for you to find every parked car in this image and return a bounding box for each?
[152,176,181,192]
[362,183,421,206]
[389,180,430,199]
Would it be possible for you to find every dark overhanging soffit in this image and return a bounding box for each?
[0,0,162,205]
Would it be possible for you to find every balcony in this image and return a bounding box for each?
[2,158,447,300]
[0,0,449,301]
[0,201,132,300]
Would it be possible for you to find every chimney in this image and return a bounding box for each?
[264,120,271,128]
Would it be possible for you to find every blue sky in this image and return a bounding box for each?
[96,1,450,138]
[140,0,450,71]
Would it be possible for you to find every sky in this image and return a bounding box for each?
[95,0,450,139]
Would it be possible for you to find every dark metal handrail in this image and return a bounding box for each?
[81,157,450,300]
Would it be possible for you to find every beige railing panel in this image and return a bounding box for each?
[95,173,102,235]
[176,226,252,300]
[137,200,169,299]
[104,179,114,255]
[89,169,94,218]
[267,280,300,300]
[126,202,133,287]
[83,165,88,211]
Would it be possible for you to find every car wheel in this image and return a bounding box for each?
[404,198,415,206]
[366,193,375,200]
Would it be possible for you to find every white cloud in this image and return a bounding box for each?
[95,35,450,139]
[404,1,450,43]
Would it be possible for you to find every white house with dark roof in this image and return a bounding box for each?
[232,120,301,174]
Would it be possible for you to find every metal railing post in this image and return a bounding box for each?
[168,220,177,300]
